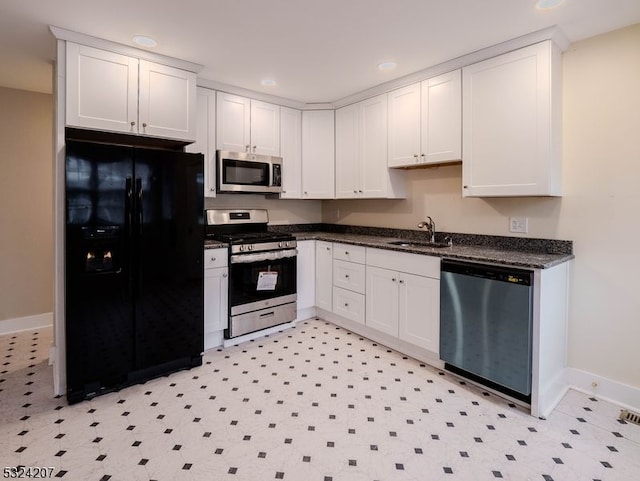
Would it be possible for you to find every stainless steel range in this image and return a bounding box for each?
[206,209,297,338]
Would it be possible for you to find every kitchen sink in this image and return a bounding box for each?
[387,240,450,248]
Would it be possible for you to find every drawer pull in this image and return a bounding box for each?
[345,274,350,278]
[392,278,396,282]
[344,303,349,307]
[211,257,216,262]
[399,279,405,284]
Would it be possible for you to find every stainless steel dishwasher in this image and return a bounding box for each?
[440,260,533,403]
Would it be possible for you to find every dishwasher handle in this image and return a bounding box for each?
[441,259,533,286]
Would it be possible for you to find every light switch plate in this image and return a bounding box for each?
[510,217,529,233]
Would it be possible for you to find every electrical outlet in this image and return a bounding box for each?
[510,217,528,233]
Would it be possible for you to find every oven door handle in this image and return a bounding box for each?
[230,249,298,264]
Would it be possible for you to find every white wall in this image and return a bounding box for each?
[323,24,640,391]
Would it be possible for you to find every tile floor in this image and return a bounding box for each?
[1,319,639,480]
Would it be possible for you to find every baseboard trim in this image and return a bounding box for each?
[566,368,640,412]
[0,312,53,335]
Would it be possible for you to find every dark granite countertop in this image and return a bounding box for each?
[270,224,574,269]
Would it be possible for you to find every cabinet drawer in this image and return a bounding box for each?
[333,259,366,294]
[367,247,440,278]
[204,248,228,269]
[333,243,366,264]
[332,287,365,324]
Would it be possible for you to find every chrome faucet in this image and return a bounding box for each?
[417,217,436,243]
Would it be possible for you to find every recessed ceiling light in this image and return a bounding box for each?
[378,61,397,71]
[535,0,565,9]
[261,79,277,87]
[132,35,157,48]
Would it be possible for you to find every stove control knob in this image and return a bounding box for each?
[278,241,283,248]
[239,245,245,252]
[248,244,253,251]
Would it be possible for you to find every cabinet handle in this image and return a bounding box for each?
[420,154,425,161]
[353,190,358,194]
[463,185,468,189]
[130,121,136,127]
[304,191,308,195]
[344,302,349,307]
[358,190,363,193]
[282,190,287,194]
[223,273,228,278]
[345,274,350,279]
[392,278,396,282]
[399,279,405,284]
[245,144,250,152]
[142,122,147,128]
[211,257,216,262]
[326,247,330,251]
[210,187,215,192]
[252,145,257,152]
[413,154,418,160]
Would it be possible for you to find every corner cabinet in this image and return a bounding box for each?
[462,41,562,197]
[335,94,405,198]
[302,110,335,199]
[66,42,197,142]
[216,92,280,155]
[387,70,461,168]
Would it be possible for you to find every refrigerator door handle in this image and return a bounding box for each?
[125,177,133,233]
[135,177,143,237]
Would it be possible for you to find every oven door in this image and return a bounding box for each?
[228,249,297,316]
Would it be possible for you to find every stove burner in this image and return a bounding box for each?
[214,231,294,244]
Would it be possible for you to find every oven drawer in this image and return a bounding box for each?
[333,259,366,294]
[333,243,366,264]
[205,248,228,269]
[333,287,365,324]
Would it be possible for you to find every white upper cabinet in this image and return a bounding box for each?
[421,70,462,163]
[301,110,335,199]
[462,41,562,197]
[186,87,217,197]
[216,92,280,155]
[336,94,405,198]
[335,103,360,198]
[66,43,196,142]
[280,106,302,199]
[387,70,462,167]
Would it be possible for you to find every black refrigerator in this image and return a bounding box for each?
[65,139,204,404]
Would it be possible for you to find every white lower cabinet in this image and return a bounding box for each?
[315,241,333,311]
[204,248,228,350]
[332,286,365,324]
[296,240,316,317]
[366,248,440,354]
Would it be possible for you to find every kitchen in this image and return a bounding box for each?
[1,0,640,479]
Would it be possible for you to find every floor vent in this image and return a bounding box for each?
[619,409,640,426]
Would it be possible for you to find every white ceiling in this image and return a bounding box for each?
[1,0,639,104]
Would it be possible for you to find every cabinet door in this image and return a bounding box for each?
[365,266,399,337]
[66,43,138,134]
[335,103,360,198]
[398,272,440,353]
[462,41,561,197]
[186,88,217,197]
[138,60,196,141]
[315,241,333,311]
[360,94,390,197]
[387,83,421,167]
[280,107,302,198]
[302,110,335,198]
[216,92,251,152]
[250,100,280,155]
[204,267,228,334]
[421,70,461,164]
[296,240,316,311]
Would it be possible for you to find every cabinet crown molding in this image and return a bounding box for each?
[49,25,203,73]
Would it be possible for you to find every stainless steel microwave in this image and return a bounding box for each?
[216,150,282,194]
